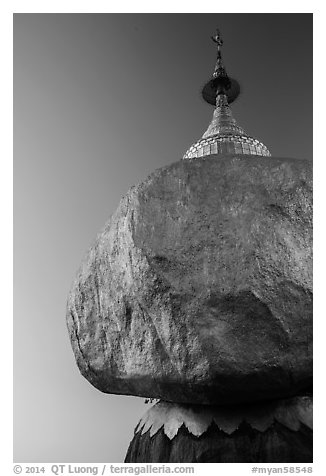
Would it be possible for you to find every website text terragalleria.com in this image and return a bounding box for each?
[50,465,195,475]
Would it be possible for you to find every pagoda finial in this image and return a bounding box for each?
[202,28,240,106]
[211,28,223,48]
[212,29,227,82]
[211,28,230,89]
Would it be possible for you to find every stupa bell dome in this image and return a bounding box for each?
[183,29,271,160]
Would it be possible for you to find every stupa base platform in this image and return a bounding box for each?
[125,397,312,463]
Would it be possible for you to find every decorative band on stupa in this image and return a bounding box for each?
[183,29,271,159]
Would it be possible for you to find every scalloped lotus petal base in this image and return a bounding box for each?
[125,397,312,463]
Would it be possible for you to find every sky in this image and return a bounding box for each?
[13,13,312,463]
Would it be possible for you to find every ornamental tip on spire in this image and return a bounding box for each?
[211,28,223,64]
[211,29,228,83]
[202,28,240,106]
[183,28,271,160]
[211,28,223,47]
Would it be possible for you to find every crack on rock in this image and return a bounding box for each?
[138,302,182,376]
[68,309,98,382]
[124,300,133,332]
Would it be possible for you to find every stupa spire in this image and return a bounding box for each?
[183,29,271,159]
[211,29,231,92]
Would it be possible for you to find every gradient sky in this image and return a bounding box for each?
[14,13,312,463]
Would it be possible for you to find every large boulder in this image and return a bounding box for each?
[66,155,312,405]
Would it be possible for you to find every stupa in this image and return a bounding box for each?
[183,30,271,159]
[67,29,312,463]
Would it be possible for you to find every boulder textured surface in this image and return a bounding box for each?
[67,155,312,405]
